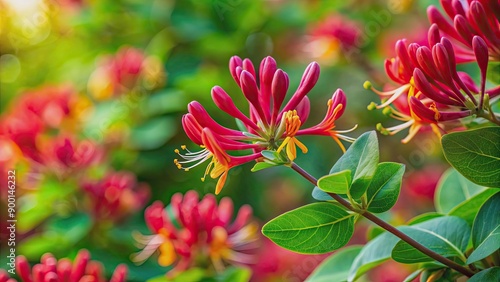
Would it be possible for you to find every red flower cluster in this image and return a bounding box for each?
[0,250,127,282]
[367,0,500,142]
[428,0,500,62]
[176,56,354,193]
[132,191,258,276]
[88,47,165,100]
[82,171,150,222]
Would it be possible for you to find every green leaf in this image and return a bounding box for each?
[348,231,406,281]
[146,268,205,282]
[441,127,500,187]
[366,162,404,213]
[332,131,379,198]
[392,216,470,264]
[467,226,500,264]
[468,267,500,282]
[468,192,500,264]
[317,170,352,194]
[306,245,362,282]
[312,131,379,201]
[251,162,277,172]
[407,213,443,225]
[262,203,355,254]
[448,189,498,225]
[404,269,424,282]
[435,168,488,214]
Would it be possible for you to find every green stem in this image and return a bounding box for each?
[290,163,475,278]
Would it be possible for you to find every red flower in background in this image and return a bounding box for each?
[176,56,354,194]
[0,249,127,282]
[132,191,259,277]
[82,171,150,222]
[305,15,361,63]
[88,47,165,100]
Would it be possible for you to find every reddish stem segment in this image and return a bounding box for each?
[290,163,475,278]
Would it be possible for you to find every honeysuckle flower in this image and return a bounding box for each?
[175,56,354,193]
[0,249,127,282]
[81,171,150,222]
[427,0,500,62]
[132,191,259,277]
[367,31,500,143]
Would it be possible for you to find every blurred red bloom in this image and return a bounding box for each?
[0,249,127,282]
[132,191,259,277]
[82,171,150,222]
[305,15,361,63]
[88,47,165,100]
[176,56,354,193]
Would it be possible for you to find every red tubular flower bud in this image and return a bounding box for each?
[211,86,259,132]
[182,114,203,145]
[407,43,421,66]
[271,69,289,121]
[281,62,320,115]
[433,43,454,84]
[259,56,277,121]
[296,96,311,125]
[188,101,244,137]
[229,56,243,86]
[416,46,441,81]
[451,0,466,16]
[395,40,414,77]
[473,36,489,94]
[331,88,347,119]
[428,24,441,46]
[41,254,57,274]
[110,264,128,282]
[145,201,168,233]
[56,259,72,282]
[0,270,10,282]
[16,256,32,282]
[43,272,57,282]
[439,0,455,18]
[32,264,44,282]
[427,6,464,43]
[453,15,474,46]
[217,197,234,227]
[413,69,462,106]
[242,58,256,78]
[240,71,268,123]
[70,249,90,281]
[470,1,500,47]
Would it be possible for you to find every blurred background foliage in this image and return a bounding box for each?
[0,0,456,281]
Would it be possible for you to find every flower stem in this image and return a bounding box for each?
[290,163,475,278]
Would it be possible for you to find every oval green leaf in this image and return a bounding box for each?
[313,131,379,201]
[306,245,362,282]
[366,162,404,213]
[434,168,487,214]
[392,216,470,264]
[468,267,500,282]
[468,192,500,264]
[262,203,355,254]
[317,170,352,194]
[441,127,500,187]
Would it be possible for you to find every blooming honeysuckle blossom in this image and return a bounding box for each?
[132,191,258,277]
[175,56,355,194]
[367,24,500,143]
